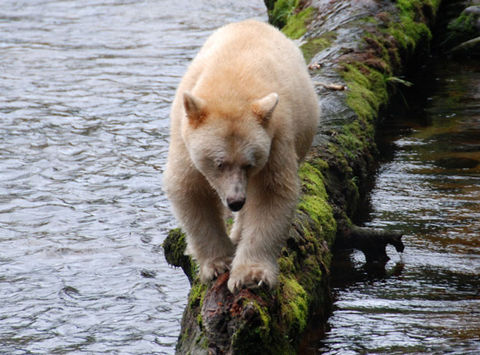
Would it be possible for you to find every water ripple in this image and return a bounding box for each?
[0,0,266,353]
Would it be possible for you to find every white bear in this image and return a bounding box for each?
[163,20,319,292]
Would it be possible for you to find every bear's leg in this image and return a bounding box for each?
[229,212,244,246]
[228,170,299,292]
[165,173,235,283]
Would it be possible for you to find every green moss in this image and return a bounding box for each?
[249,300,270,337]
[394,18,431,50]
[195,334,208,350]
[298,195,336,239]
[278,253,296,274]
[336,125,364,161]
[267,0,298,29]
[336,121,375,162]
[326,141,351,175]
[162,228,197,283]
[300,37,329,63]
[298,163,337,243]
[388,0,434,54]
[448,12,476,36]
[396,0,441,18]
[188,282,207,311]
[231,299,284,354]
[282,7,315,39]
[278,275,309,337]
[362,32,400,73]
[341,63,388,122]
[268,0,317,40]
[445,12,478,48]
[338,0,442,124]
[327,61,388,219]
[312,158,329,172]
[299,162,327,199]
[163,228,186,265]
[300,253,325,288]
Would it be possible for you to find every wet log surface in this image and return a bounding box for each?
[163,0,441,353]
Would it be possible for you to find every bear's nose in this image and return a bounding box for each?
[227,197,245,212]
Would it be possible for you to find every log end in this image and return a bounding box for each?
[162,228,196,284]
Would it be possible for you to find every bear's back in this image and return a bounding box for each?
[195,20,305,87]
[172,20,319,161]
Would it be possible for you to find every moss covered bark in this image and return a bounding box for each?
[444,1,480,56]
[163,0,442,353]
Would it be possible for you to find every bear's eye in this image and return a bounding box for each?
[243,163,253,170]
[216,161,225,170]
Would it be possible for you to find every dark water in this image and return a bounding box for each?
[318,59,480,354]
[0,1,265,353]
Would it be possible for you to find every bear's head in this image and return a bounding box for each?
[181,91,278,211]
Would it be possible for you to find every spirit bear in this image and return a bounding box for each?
[163,20,319,292]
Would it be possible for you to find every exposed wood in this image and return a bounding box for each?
[313,81,348,91]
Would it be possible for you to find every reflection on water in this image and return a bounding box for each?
[318,59,480,353]
[0,1,265,353]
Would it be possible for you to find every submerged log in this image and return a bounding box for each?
[337,225,404,264]
[163,0,441,353]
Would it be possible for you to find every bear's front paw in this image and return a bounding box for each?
[227,262,278,293]
[199,256,232,283]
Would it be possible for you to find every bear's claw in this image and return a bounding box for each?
[227,262,278,293]
[199,256,232,283]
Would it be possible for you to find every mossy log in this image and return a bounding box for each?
[443,2,480,55]
[163,0,441,353]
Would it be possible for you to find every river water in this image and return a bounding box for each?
[3,1,479,354]
[318,59,480,353]
[0,1,265,353]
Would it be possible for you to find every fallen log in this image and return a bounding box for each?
[163,0,441,353]
[336,225,404,264]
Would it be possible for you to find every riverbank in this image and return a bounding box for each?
[163,1,445,353]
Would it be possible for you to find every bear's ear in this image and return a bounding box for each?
[183,92,206,126]
[252,92,279,126]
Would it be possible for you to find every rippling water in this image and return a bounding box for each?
[318,59,480,353]
[0,1,265,353]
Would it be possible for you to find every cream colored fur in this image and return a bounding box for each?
[163,20,319,292]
